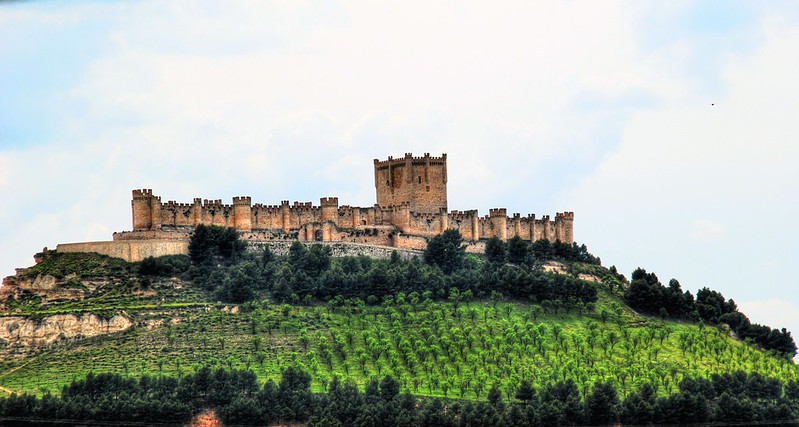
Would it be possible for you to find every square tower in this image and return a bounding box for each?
[373,153,447,214]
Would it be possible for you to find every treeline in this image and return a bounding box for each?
[625,267,797,357]
[484,235,601,266]
[140,226,597,308]
[1,367,797,426]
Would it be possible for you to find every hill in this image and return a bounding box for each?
[0,229,797,425]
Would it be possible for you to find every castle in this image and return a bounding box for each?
[57,153,573,261]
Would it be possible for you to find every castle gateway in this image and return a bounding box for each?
[58,153,573,261]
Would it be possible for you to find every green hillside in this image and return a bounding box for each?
[1,291,796,399]
[1,234,796,403]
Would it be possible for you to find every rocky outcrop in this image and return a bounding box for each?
[0,313,132,349]
[1,274,96,302]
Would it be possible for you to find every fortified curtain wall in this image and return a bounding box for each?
[129,190,574,244]
[129,152,572,245]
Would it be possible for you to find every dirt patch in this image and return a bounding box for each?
[186,410,224,427]
[542,261,567,274]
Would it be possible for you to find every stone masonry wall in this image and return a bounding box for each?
[247,241,423,260]
[57,240,189,262]
[93,153,576,264]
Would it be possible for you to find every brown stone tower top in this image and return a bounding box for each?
[373,153,447,214]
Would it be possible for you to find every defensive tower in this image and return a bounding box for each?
[373,153,447,214]
[132,189,161,231]
[320,197,339,224]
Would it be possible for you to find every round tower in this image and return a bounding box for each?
[470,211,480,241]
[439,208,449,233]
[489,208,508,241]
[555,212,574,243]
[132,189,153,231]
[280,200,290,233]
[232,196,252,232]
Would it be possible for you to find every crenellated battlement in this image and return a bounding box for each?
[253,203,281,210]
[232,196,252,205]
[373,152,448,168]
[126,152,573,247]
[448,210,478,220]
[410,211,438,220]
[320,197,339,206]
[163,201,193,209]
[132,189,154,200]
[556,211,575,220]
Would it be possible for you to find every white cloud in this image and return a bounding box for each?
[560,10,799,307]
[690,219,725,241]
[47,0,675,217]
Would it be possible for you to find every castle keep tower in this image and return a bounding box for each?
[132,189,160,231]
[373,153,447,214]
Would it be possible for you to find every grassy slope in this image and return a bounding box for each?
[1,291,797,399]
[1,253,797,399]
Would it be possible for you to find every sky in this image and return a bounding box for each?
[1,1,798,346]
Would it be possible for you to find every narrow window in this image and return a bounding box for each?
[418,176,422,184]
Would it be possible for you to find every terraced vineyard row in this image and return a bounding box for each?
[2,291,795,399]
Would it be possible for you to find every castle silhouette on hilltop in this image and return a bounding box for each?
[57,153,573,261]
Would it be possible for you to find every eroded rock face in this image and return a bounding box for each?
[0,274,91,302]
[30,274,58,291]
[0,313,132,348]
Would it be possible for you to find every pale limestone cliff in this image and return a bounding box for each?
[0,274,97,302]
[0,313,132,348]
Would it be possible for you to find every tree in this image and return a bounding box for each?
[304,244,332,277]
[188,224,246,265]
[487,384,504,409]
[529,305,542,322]
[506,236,529,265]
[277,367,313,422]
[620,383,656,425]
[696,287,736,324]
[515,380,535,402]
[585,382,619,425]
[214,261,257,303]
[484,237,507,264]
[379,376,400,401]
[424,230,465,274]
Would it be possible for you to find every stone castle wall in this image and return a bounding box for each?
[130,187,574,245]
[56,239,421,263]
[248,241,423,260]
[57,240,189,262]
[57,153,574,262]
